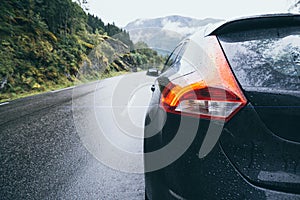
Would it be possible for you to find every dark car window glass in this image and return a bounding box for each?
[162,40,189,73]
[164,45,181,68]
[219,28,300,91]
[177,40,189,62]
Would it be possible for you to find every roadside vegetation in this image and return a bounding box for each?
[0,0,166,102]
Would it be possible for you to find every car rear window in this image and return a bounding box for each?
[218,27,300,92]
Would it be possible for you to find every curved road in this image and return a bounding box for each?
[0,72,155,199]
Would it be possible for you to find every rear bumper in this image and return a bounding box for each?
[144,102,300,200]
[145,142,300,200]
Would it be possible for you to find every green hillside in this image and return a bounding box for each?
[0,0,165,102]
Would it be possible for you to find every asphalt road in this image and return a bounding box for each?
[0,72,156,199]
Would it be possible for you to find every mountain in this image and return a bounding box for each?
[125,15,221,32]
[124,15,223,54]
[0,0,164,102]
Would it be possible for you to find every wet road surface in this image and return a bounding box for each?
[0,72,155,199]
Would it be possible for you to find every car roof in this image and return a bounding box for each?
[204,13,300,36]
[180,13,300,55]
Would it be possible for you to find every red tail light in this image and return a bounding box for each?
[160,36,247,121]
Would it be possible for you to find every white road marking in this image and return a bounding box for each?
[0,102,9,106]
[51,86,75,93]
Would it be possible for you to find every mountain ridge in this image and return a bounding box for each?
[125,15,223,30]
[124,15,223,54]
[0,0,165,102]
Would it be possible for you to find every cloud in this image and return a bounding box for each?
[161,19,201,36]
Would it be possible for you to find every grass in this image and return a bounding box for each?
[0,71,129,103]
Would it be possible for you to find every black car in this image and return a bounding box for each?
[146,68,160,77]
[144,14,300,199]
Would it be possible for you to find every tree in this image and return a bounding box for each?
[75,0,89,11]
[87,14,105,33]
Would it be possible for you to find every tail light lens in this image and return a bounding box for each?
[160,36,247,121]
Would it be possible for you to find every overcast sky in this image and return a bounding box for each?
[87,0,292,27]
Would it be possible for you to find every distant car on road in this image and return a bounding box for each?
[144,14,300,200]
[146,68,160,77]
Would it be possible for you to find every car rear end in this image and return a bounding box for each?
[144,14,300,200]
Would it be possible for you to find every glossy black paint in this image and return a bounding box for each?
[220,99,300,194]
[144,14,300,200]
[244,91,300,143]
[145,106,300,199]
[209,14,300,36]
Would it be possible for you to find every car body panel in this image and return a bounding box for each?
[144,14,300,200]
